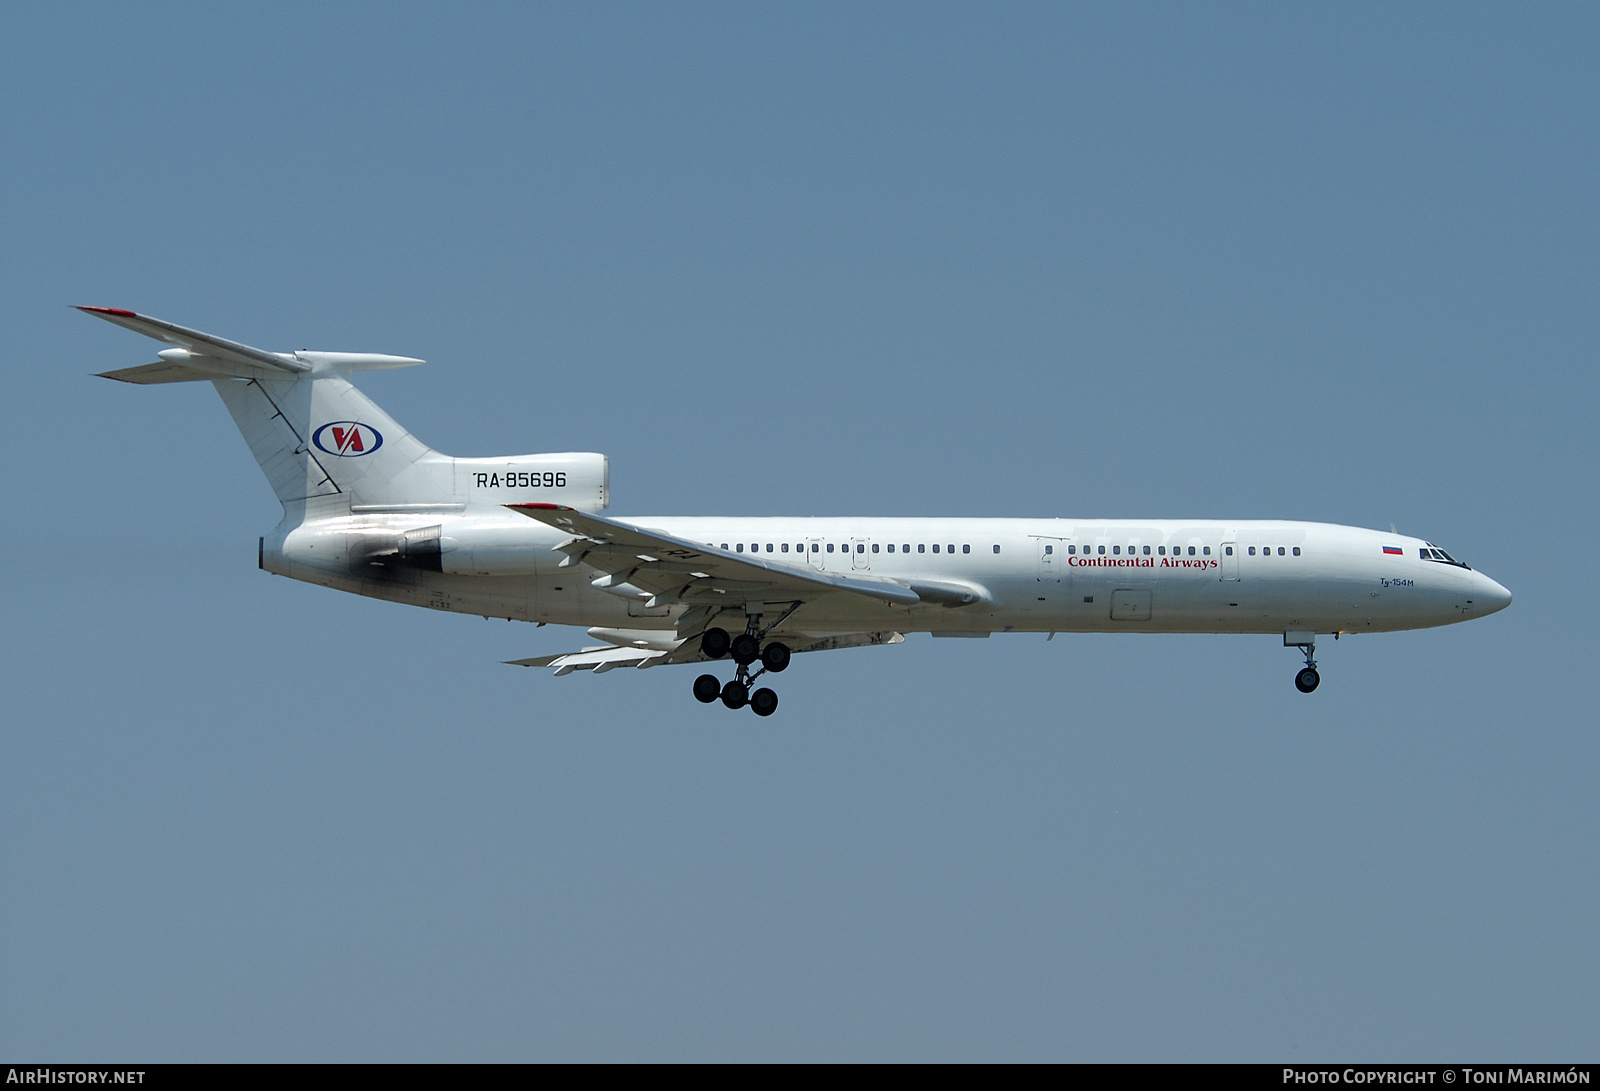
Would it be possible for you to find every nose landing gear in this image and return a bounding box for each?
[1286,631,1320,693]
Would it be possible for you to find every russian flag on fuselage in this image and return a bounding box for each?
[1383,545,1404,555]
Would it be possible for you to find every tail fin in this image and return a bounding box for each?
[211,372,452,508]
[84,307,452,510]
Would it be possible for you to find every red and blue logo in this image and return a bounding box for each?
[312,421,383,457]
[1382,545,1404,555]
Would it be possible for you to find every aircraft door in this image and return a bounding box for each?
[806,537,825,570]
[851,537,871,571]
[1221,541,1239,581]
[1037,539,1064,582]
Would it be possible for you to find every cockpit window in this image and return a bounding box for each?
[1421,543,1472,570]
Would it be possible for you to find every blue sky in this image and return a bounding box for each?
[2,3,1595,1060]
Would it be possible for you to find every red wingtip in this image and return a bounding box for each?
[508,502,564,510]
[77,306,138,317]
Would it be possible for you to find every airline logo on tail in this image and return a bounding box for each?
[312,421,384,457]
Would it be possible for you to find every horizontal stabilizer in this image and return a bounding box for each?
[79,307,308,375]
[97,360,222,385]
[80,307,425,379]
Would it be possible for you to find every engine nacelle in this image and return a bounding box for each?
[437,520,553,577]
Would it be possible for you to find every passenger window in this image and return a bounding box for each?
[856,543,864,553]
[947,545,954,553]
[1098,546,1105,555]
[1158,546,1165,555]
[1188,546,1195,556]
[781,543,788,553]
[737,544,745,553]
[1248,547,1255,556]
[810,543,818,552]
[1112,545,1120,555]
[918,544,925,553]
[827,544,834,553]
[1142,545,1151,555]
[903,544,910,553]
[872,543,879,553]
[963,544,970,554]
[721,543,729,550]
[1278,547,1285,556]
[1044,545,1053,555]
[1293,547,1301,556]
[1204,546,1212,555]
[1068,544,1076,554]
[766,543,773,552]
[932,544,940,553]
[887,544,894,553]
[993,544,1000,553]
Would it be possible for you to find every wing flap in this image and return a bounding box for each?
[506,645,670,674]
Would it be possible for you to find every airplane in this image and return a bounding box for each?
[84,306,1512,716]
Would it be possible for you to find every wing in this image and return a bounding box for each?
[506,503,924,610]
[503,503,995,677]
[507,631,907,675]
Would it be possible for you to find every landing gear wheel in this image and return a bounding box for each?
[759,641,791,673]
[693,674,722,704]
[1295,667,1321,693]
[729,632,761,666]
[700,627,731,660]
[750,688,779,717]
[721,680,749,709]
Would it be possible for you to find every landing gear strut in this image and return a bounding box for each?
[691,606,794,715]
[1286,631,1320,693]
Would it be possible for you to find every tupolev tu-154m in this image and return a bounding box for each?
[85,307,1512,717]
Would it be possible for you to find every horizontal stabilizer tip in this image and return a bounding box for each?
[96,361,215,384]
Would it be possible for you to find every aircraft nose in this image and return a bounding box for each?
[1476,573,1512,615]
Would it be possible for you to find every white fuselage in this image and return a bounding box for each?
[266,510,1512,638]
[80,306,1511,682]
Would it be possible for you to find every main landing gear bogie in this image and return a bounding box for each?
[694,624,789,716]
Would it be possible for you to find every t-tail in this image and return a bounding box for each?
[83,305,609,535]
